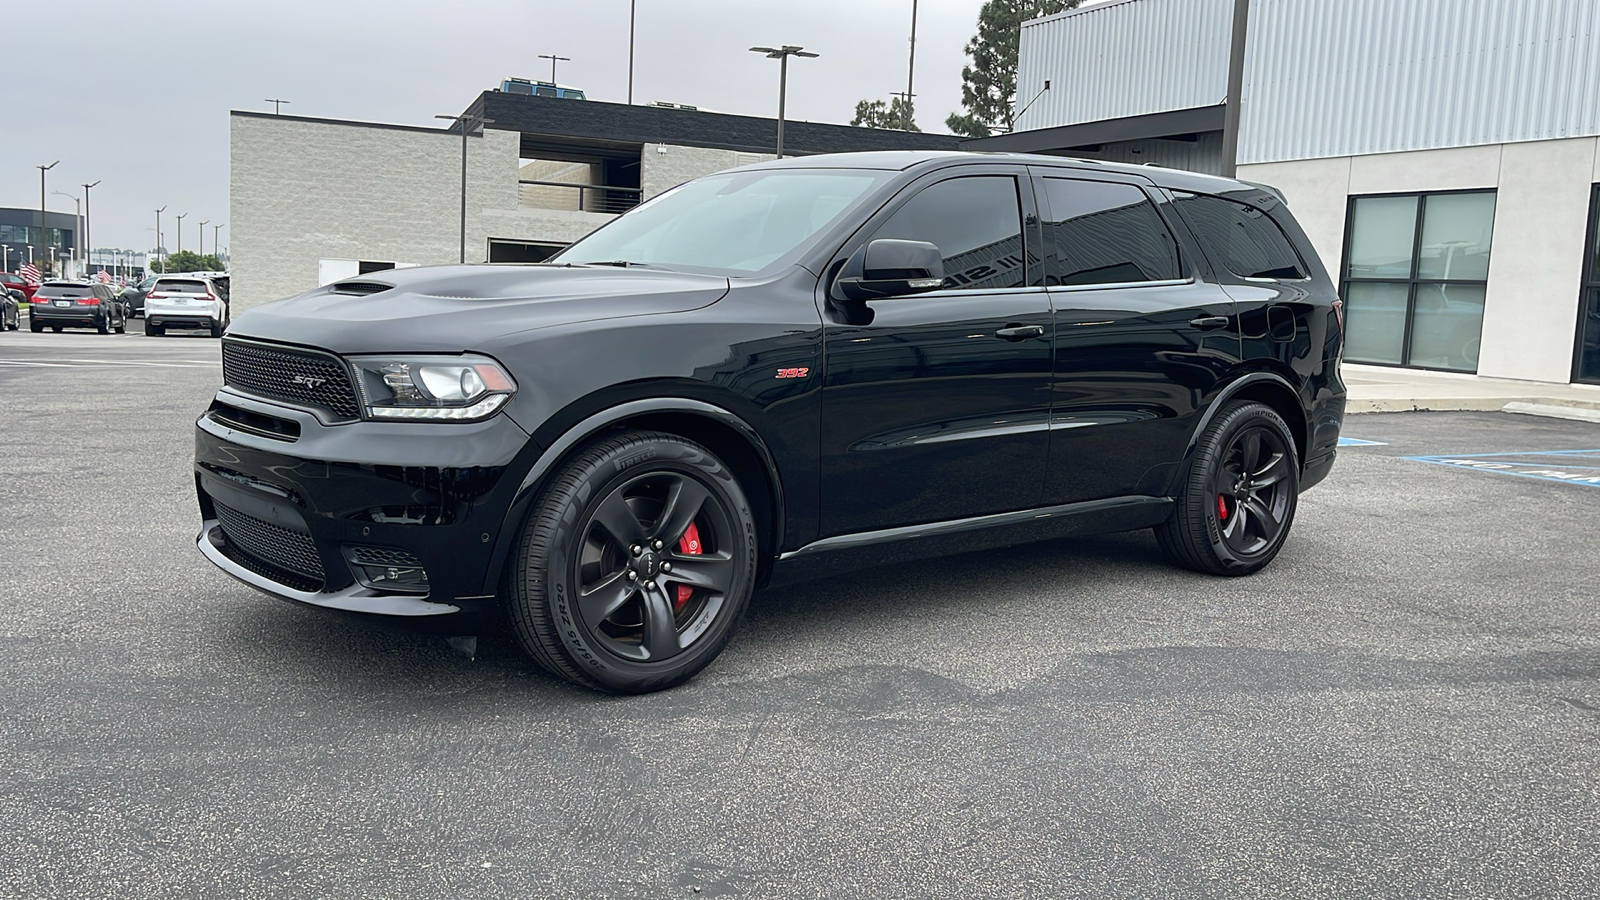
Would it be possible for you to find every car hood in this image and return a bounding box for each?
[227,264,732,354]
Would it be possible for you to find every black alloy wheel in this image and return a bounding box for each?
[1156,400,1299,576]
[505,431,758,693]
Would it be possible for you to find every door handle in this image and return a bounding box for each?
[1190,316,1232,330]
[994,324,1045,340]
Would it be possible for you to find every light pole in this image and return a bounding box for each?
[82,180,100,275]
[266,98,290,114]
[52,191,80,275]
[198,220,209,259]
[38,161,58,276]
[176,213,186,255]
[154,206,166,273]
[749,45,818,159]
[905,0,918,131]
[435,113,496,264]
[214,224,225,267]
[537,53,570,84]
[628,0,637,104]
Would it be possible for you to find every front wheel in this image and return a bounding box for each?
[1155,400,1300,576]
[504,430,758,694]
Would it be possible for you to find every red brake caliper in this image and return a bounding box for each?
[674,522,702,609]
[1216,494,1229,520]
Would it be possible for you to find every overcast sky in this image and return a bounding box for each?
[2,0,1003,257]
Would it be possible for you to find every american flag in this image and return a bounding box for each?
[19,263,41,285]
[96,270,111,284]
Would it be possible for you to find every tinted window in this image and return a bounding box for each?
[872,175,1025,290]
[37,285,91,299]
[1041,179,1179,285]
[1177,193,1307,280]
[156,279,209,293]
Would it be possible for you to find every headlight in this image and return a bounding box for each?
[348,354,517,421]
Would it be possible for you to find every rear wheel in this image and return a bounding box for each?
[51,326,62,333]
[504,430,758,694]
[146,324,164,337]
[210,320,224,338]
[1155,400,1300,576]
[29,320,41,333]
[97,318,110,334]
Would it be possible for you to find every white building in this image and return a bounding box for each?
[978,0,1600,386]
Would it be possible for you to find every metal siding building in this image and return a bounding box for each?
[992,0,1600,388]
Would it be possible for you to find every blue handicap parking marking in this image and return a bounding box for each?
[1338,437,1388,447]
[1405,449,1600,488]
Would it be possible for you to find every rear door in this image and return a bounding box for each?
[1035,170,1242,503]
[819,166,1054,536]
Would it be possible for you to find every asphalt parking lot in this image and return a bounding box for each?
[4,325,1600,899]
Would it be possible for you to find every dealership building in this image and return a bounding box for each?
[230,95,958,311]
[977,0,1600,386]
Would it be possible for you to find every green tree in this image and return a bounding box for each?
[151,250,223,274]
[946,0,1078,137]
[850,96,920,131]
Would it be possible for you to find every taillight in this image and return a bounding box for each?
[147,292,165,300]
[203,293,216,301]
[76,298,100,306]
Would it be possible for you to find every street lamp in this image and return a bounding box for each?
[82,180,100,275]
[198,220,209,259]
[154,206,166,273]
[537,53,570,83]
[52,191,80,275]
[37,160,58,276]
[176,213,187,254]
[749,45,818,159]
[435,113,496,264]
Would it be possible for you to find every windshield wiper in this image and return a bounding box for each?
[584,260,670,270]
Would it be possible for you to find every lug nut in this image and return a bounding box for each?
[651,539,664,551]
[660,562,672,572]
[629,544,642,556]
[625,570,636,581]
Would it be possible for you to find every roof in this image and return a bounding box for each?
[736,150,1255,194]
[463,91,963,157]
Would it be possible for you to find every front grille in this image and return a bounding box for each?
[214,500,325,590]
[222,340,361,421]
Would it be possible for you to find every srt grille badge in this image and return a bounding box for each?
[290,375,326,389]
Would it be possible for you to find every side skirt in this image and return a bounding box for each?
[768,495,1173,588]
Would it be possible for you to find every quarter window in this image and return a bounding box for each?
[1176,193,1306,281]
[872,176,1026,290]
[1341,191,1496,373]
[1041,179,1180,285]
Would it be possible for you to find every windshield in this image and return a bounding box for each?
[554,169,887,275]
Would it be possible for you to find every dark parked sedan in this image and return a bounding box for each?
[194,151,1346,694]
[29,281,127,334]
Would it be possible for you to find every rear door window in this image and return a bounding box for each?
[1040,178,1181,285]
[1174,193,1308,281]
[871,175,1028,290]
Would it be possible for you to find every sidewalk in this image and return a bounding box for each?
[1344,363,1600,422]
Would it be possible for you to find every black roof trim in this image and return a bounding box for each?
[229,109,477,137]
[466,91,963,157]
[962,105,1225,154]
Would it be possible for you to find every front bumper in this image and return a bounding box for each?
[194,387,538,630]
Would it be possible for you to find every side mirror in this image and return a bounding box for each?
[836,239,945,301]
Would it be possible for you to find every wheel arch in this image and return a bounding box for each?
[1184,371,1310,478]
[484,396,786,595]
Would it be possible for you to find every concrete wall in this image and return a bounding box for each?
[229,114,613,310]
[1240,137,1600,384]
[641,144,773,199]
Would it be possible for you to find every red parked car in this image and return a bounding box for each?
[0,271,35,303]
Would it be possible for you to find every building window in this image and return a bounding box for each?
[1342,190,1496,372]
[1577,185,1600,385]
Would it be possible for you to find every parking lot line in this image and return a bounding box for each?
[1405,449,1600,487]
[0,358,219,368]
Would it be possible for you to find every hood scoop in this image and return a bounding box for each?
[328,281,393,296]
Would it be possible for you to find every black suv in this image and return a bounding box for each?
[195,152,1345,693]
[29,281,127,334]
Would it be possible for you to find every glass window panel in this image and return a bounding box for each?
[1174,193,1305,280]
[873,176,1026,290]
[1342,282,1410,365]
[1347,196,1418,279]
[1407,283,1486,371]
[1590,190,1600,285]
[1043,179,1179,284]
[1578,288,1600,383]
[1418,193,1496,281]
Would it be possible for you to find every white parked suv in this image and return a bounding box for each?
[145,275,229,338]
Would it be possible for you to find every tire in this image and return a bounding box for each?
[97,318,110,335]
[51,326,62,333]
[504,430,759,694]
[30,320,41,333]
[146,324,164,337]
[1155,400,1300,576]
[114,317,126,334]
[210,320,224,338]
